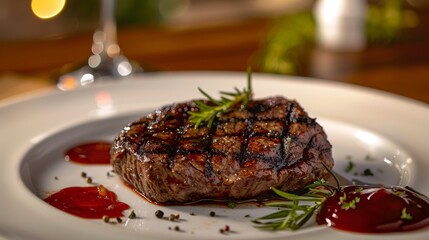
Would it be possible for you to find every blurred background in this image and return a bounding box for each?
[0,0,428,103]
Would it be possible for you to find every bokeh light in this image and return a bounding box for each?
[31,0,66,19]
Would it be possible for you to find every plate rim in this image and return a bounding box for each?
[1,71,428,240]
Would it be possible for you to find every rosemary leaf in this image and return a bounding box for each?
[189,68,253,128]
[219,91,238,97]
[271,188,324,202]
[293,204,319,229]
[253,180,337,231]
[198,87,222,105]
[254,210,292,220]
[264,201,296,208]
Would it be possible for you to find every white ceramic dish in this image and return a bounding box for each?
[1,72,428,240]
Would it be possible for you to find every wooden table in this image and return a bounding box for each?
[1,11,428,104]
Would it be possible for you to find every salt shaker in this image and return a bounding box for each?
[313,0,368,52]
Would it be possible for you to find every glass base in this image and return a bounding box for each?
[57,55,141,91]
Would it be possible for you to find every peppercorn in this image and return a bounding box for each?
[224,225,230,231]
[209,211,216,217]
[155,210,164,218]
[102,215,110,223]
[219,225,231,234]
[85,177,92,184]
[169,214,180,221]
[128,210,136,219]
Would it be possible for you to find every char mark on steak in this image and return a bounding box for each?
[111,96,333,203]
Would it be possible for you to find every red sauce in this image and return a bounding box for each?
[65,142,111,164]
[44,185,129,218]
[317,185,429,233]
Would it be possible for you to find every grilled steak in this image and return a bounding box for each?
[111,96,333,203]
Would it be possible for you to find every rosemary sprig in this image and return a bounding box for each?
[252,179,338,231]
[188,68,253,129]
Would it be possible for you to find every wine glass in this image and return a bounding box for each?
[57,0,140,91]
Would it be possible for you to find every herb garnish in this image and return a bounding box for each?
[393,189,407,198]
[227,201,238,209]
[253,162,340,231]
[345,160,355,173]
[401,208,413,220]
[340,193,360,210]
[189,68,253,128]
[252,179,339,231]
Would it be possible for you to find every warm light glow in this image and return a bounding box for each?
[58,75,77,91]
[95,91,113,109]
[31,0,66,19]
[93,91,116,116]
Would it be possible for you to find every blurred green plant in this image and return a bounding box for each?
[116,0,163,26]
[257,0,418,75]
[366,0,418,43]
[257,12,315,75]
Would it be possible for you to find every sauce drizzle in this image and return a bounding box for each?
[65,142,112,164]
[44,185,129,219]
[317,185,429,233]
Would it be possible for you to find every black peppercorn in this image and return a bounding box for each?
[155,210,164,218]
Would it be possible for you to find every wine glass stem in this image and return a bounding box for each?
[57,0,139,90]
[100,0,119,58]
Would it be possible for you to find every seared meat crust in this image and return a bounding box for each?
[111,96,333,203]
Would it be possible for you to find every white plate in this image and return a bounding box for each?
[1,72,428,240]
